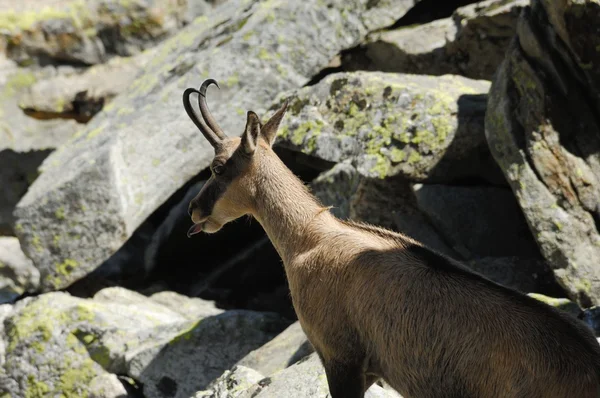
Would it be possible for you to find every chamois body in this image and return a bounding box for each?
[183,80,600,398]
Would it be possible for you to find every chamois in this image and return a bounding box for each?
[183,79,600,398]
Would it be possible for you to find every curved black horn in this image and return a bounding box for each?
[198,79,226,139]
[183,87,220,147]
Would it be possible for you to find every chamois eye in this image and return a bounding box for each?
[212,164,224,175]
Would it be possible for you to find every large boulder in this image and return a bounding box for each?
[275,71,497,183]
[412,184,540,259]
[0,287,235,397]
[0,0,213,66]
[0,237,39,303]
[126,310,291,398]
[193,366,266,398]
[311,163,457,257]
[237,353,402,398]
[13,0,419,291]
[236,321,313,376]
[342,0,528,80]
[485,0,600,306]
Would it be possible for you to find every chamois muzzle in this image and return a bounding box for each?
[182,79,227,147]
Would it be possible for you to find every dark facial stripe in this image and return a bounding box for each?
[190,148,249,219]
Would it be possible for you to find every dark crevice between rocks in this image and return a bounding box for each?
[68,148,330,320]
[388,0,480,29]
[0,149,51,236]
[119,375,145,398]
[22,91,105,124]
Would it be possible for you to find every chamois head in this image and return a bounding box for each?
[184,79,287,237]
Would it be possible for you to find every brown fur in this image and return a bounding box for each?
[186,92,600,398]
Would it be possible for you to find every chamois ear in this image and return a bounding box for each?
[241,111,261,155]
[260,101,288,146]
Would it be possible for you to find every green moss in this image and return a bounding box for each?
[348,102,359,117]
[56,259,78,277]
[407,150,421,164]
[25,375,50,398]
[152,158,161,167]
[57,359,96,398]
[276,64,287,77]
[226,73,240,87]
[3,70,37,98]
[554,220,563,231]
[116,106,134,116]
[290,120,324,147]
[53,235,61,247]
[170,320,201,345]
[0,7,71,32]
[55,207,66,220]
[277,124,289,139]
[258,48,272,60]
[75,305,95,322]
[389,147,406,163]
[243,31,254,41]
[14,223,24,234]
[6,302,56,353]
[31,234,43,253]
[369,155,390,179]
[86,126,104,140]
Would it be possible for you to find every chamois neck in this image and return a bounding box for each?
[250,150,331,263]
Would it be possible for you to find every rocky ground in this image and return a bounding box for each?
[1,0,600,397]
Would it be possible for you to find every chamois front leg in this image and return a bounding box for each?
[322,359,367,398]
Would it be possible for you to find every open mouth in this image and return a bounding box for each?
[187,222,205,238]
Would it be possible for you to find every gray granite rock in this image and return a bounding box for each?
[275,71,496,183]
[236,321,313,376]
[239,353,403,398]
[0,236,39,303]
[127,310,291,398]
[485,0,600,306]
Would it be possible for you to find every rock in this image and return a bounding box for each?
[0,149,51,236]
[149,290,224,320]
[468,257,562,295]
[275,71,498,183]
[126,310,291,398]
[13,0,417,291]
[0,62,90,235]
[237,321,313,376]
[239,353,403,398]
[0,236,39,303]
[18,52,151,122]
[0,287,220,397]
[412,184,540,259]
[193,366,265,398]
[89,373,129,398]
[528,293,582,318]
[485,0,600,306]
[580,307,600,336]
[343,0,528,80]
[0,0,213,66]
[0,303,13,368]
[311,163,457,257]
